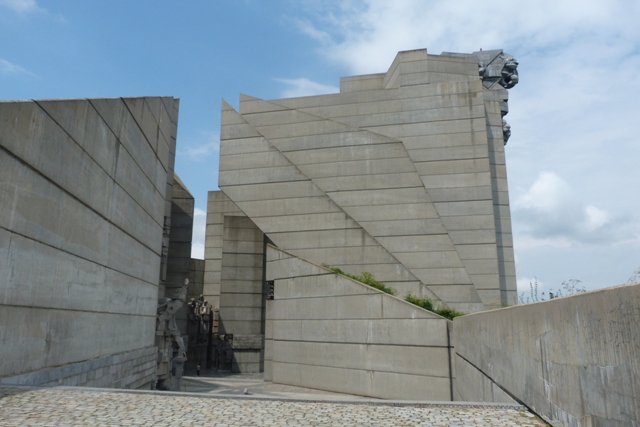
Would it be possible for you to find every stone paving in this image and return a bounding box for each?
[0,386,549,427]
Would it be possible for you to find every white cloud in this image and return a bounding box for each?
[275,78,339,98]
[514,171,571,213]
[181,131,219,161]
[191,207,206,260]
[512,171,623,246]
[0,0,43,13]
[0,58,36,77]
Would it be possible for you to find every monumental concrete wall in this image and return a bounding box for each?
[215,48,518,313]
[0,96,179,389]
[453,282,640,426]
[265,245,454,400]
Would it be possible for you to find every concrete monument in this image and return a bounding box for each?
[0,97,197,389]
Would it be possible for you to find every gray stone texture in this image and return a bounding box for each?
[0,97,179,388]
[213,48,518,313]
[453,282,640,426]
[264,245,453,400]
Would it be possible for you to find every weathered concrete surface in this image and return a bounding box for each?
[453,282,640,426]
[0,97,179,389]
[265,245,454,401]
[213,48,519,313]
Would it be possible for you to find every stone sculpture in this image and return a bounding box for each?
[472,49,519,145]
[155,279,189,390]
[474,49,520,89]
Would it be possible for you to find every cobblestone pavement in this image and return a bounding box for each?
[0,386,549,426]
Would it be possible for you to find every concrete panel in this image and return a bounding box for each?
[415,158,491,176]
[422,172,492,189]
[252,212,360,233]
[393,251,465,269]
[219,165,309,186]
[433,200,494,216]
[358,219,446,236]
[272,341,449,378]
[299,157,416,178]
[315,172,423,192]
[233,196,342,218]
[327,187,430,207]
[342,203,439,221]
[377,235,456,253]
[220,150,296,171]
[408,145,490,162]
[272,318,448,347]
[284,142,408,165]
[222,181,326,202]
[272,276,379,300]
[454,282,640,426]
[427,186,493,202]
[36,99,119,178]
[219,136,271,156]
[269,130,397,152]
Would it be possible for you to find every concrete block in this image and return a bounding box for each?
[284,142,409,165]
[327,187,429,207]
[434,200,494,216]
[408,145,489,162]
[415,158,491,176]
[273,275,378,300]
[393,251,464,269]
[253,212,360,233]
[427,186,493,203]
[219,136,271,156]
[219,165,308,186]
[233,196,341,218]
[377,235,455,253]
[267,228,379,251]
[358,218,446,236]
[273,318,448,346]
[455,244,498,260]
[422,172,492,189]
[222,181,326,202]
[342,203,439,221]
[270,130,396,152]
[299,157,416,178]
[272,341,449,377]
[315,172,423,192]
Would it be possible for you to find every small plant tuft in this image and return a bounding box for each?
[405,292,464,320]
[323,264,396,295]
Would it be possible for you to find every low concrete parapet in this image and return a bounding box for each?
[265,245,454,401]
[453,282,640,426]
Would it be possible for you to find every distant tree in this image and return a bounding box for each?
[628,267,640,283]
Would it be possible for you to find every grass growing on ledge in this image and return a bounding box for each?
[405,293,465,320]
[322,264,464,319]
[322,264,396,296]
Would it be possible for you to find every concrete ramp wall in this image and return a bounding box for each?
[265,245,453,400]
[453,282,640,426]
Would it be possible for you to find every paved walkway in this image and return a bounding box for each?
[0,383,549,427]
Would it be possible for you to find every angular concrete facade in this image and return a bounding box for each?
[0,97,179,389]
[207,48,518,322]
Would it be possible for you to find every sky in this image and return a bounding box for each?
[2,0,639,296]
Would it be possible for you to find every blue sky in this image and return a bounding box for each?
[2,0,639,295]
